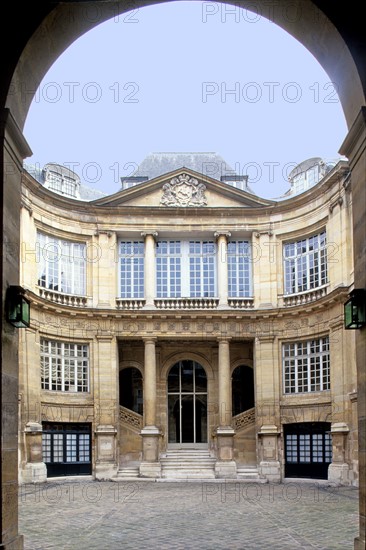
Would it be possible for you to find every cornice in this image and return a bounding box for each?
[1,108,32,161]
[25,285,350,326]
[21,161,350,222]
[339,107,366,168]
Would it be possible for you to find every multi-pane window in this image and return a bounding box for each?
[156,240,216,298]
[189,241,216,297]
[119,241,144,298]
[156,241,181,297]
[46,170,77,198]
[63,176,77,197]
[47,172,63,193]
[37,232,86,295]
[283,231,327,294]
[285,432,332,464]
[42,424,91,467]
[228,241,252,297]
[283,336,330,394]
[41,339,89,392]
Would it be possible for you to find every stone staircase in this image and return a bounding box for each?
[236,466,263,481]
[115,463,140,480]
[160,449,216,480]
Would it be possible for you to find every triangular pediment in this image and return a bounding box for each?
[92,168,275,208]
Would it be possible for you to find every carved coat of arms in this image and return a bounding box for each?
[160,173,207,207]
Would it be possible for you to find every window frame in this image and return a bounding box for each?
[37,231,87,296]
[283,231,328,295]
[282,336,330,394]
[118,240,145,298]
[227,240,252,298]
[156,239,217,298]
[40,338,90,393]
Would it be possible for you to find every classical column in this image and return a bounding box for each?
[94,335,118,480]
[215,337,236,478]
[218,338,232,428]
[93,230,116,308]
[214,231,231,308]
[143,338,157,428]
[251,230,277,309]
[141,231,158,308]
[140,337,161,478]
[255,335,281,483]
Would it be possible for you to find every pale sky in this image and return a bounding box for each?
[23,1,348,199]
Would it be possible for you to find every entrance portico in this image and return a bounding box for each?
[118,336,256,478]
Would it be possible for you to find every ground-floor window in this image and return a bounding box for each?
[42,422,92,477]
[284,422,332,479]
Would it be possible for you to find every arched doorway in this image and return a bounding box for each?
[167,360,207,448]
[119,367,143,415]
[232,365,255,416]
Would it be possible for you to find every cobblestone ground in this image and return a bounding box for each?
[19,480,359,550]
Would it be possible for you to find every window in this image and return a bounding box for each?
[189,241,216,297]
[41,339,89,392]
[42,423,92,477]
[156,241,181,297]
[283,336,330,394]
[156,240,216,298]
[283,231,327,294]
[284,423,332,479]
[46,170,77,198]
[47,172,62,193]
[286,431,333,464]
[119,241,144,298]
[37,232,86,295]
[63,176,77,197]
[228,241,252,297]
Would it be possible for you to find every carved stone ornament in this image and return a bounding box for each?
[160,173,208,207]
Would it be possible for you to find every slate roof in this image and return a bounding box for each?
[132,152,256,194]
[23,163,107,201]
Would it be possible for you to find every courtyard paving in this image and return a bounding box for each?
[19,479,359,549]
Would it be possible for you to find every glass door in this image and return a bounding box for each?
[167,360,207,448]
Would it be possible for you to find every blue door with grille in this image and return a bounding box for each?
[284,422,332,479]
[42,423,92,477]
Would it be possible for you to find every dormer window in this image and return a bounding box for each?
[48,171,63,193]
[43,163,81,199]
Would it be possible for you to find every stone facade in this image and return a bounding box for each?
[18,161,358,486]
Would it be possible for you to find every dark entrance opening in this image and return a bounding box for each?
[42,422,92,477]
[284,422,332,479]
[119,367,143,415]
[232,365,255,416]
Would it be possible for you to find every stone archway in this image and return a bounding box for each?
[1,2,365,548]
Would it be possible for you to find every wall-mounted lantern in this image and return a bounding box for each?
[344,289,366,329]
[5,286,30,328]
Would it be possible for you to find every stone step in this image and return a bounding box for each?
[160,449,216,479]
[161,464,215,469]
[116,466,140,479]
[236,467,260,479]
[161,454,214,460]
